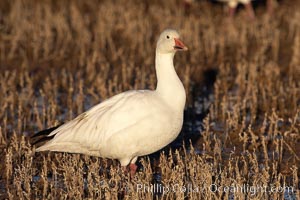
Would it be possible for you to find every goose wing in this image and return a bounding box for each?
[35,90,162,154]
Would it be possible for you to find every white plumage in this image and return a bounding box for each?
[217,0,251,8]
[35,29,188,174]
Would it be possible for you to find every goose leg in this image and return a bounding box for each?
[228,1,237,19]
[267,0,274,15]
[244,2,255,20]
[120,157,138,176]
[229,6,236,19]
[129,164,138,177]
[183,0,192,15]
[129,156,138,177]
[121,164,137,177]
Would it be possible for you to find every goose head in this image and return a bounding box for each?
[156,29,188,54]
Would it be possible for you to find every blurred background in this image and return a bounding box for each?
[0,0,299,199]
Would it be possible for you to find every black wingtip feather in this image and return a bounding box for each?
[31,123,63,145]
[31,124,62,139]
[32,135,55,145]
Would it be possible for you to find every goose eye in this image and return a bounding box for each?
[166,35,170,39]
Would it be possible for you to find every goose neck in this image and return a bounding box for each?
[155,52,186,110]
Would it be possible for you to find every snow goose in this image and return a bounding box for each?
[220,0,276,19]
[33,29,188,176]
[225,0,256,20]
[183,0,275,19]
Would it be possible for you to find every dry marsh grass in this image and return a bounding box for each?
[0,0,299,199]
